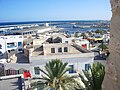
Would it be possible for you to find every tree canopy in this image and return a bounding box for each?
[31,59,84,90]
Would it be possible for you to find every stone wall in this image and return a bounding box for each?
[103,0,120,90]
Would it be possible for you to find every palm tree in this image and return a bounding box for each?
[95,30,101,34]
[98,43,108,51]
[79,62,105,90]
[31,59,84,90]
[88,32,92,37]
[95,30,104,35]
[81,33,87,39]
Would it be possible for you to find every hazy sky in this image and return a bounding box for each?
[0,0,112,22]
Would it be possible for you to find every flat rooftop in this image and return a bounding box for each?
[30,53,94,66]
[30,43,91,56]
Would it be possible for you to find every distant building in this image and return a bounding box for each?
[10,26,61,47]
[62,37,90,50]
[0,35,23,61]
[0,26,61,61]
[103,32,110,43]
[74,38,90,50]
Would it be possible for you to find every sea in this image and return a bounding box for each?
[0,20,110,34]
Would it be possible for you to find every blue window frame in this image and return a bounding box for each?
[69,65,74,73]
[18,42,22,46]
[34,67,40,75]
[85,64,91,71]
[7,43,16,48]
[0,44,2,49]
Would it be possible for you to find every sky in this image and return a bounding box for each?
[0,0,112,22]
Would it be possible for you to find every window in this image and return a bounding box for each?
[0,51,3,56]
[51,48,55,53]
[8,50,10,53]
[19,36,22,38]
[18,49,23,53]
[7,42,16,48]
[18,42,22,46]
[18,49,22,51]
[64,47,68,52]
[11,49,15,52]
[25,32,28,34]
[69,65,74,73]
[0,44,2,49]
[85,64,91,71]
[34,67,40,75]
[58,47,62,53]
[65,41,68,43]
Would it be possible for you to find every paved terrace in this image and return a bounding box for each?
[0,74,24,90]
[30,53,94,66]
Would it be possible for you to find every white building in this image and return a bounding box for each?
[103,32,110,42]
[0,35,23,59]
[62,37,75,44]
[10,26,61,46]
[74,39,90,50]
[62,37,90,50]
[24,42,94,78]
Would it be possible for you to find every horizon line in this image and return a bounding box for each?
[0,19,110,23]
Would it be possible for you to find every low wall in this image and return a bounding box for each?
[0,74,23,90]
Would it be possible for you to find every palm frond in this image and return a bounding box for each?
[80,62,105,90]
